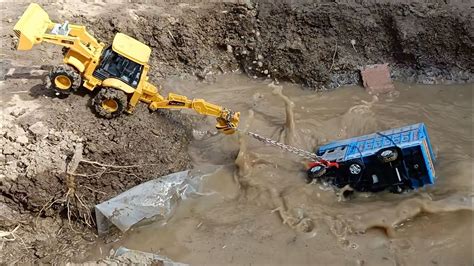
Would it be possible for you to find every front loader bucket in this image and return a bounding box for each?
[13,3,52,50]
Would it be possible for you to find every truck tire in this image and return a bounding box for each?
[307,165,327,180]
[93,88,128,119]
[389,185,404,194]
[46,65,82,96]
[377,148,399,163]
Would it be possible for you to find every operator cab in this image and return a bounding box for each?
[93,48,143,87]
[93,33,151,88]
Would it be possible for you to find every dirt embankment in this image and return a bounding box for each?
[255,0,473,88]
[1,81,195,263]
[2,99,193,216]
[77,0,472,89]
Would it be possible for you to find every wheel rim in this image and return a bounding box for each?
[102,99,119,113]
[381,150,393,158]
[349,164,362,175]
[54,75,72,90]
[311,166,323,173]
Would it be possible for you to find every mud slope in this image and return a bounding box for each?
[77,0,473,89]
[0,78,195,263]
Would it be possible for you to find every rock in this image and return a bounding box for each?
[2,143,15,155]
[263,69,269,75]
[29,122,49,138]
[34,249,47,259]
[4,167,18,180]
[16,135,29,145]
[257,61,263,67]
[17,161,26,168]
[10,108,26,118]
[82,234,96,242]
[5,125,26,142]
[296,218,314,233]
[226,44,233,53]
[361,64,395,94]
[86,143,98,154]
[5,154,15,163]
[7,18,12,23]
[195,70,207,80]
[6,142,21,156]
[70,135,79,142]
[257,54,263,60]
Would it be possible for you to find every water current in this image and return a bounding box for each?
[94,75,473,265]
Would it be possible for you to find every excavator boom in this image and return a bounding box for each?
[149,92,240,135]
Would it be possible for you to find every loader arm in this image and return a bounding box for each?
[149,93,240,135]
[13,3,103,60]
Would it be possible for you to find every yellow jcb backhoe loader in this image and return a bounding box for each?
[13,3,239,134]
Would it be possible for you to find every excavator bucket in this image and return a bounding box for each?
[13,3,52,50]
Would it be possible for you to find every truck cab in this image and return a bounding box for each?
[307,123,436,193]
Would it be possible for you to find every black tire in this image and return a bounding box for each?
[307,165,327,180]
[45,64,82,96]
[377,148,399,163]
[389,185,404,194]
[93,88,128,119]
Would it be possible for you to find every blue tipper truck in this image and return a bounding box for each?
[307,123,436,193]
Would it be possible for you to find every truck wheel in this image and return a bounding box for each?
[307,165,327,180]
[348,162,363,175]
[377,148,399,163]
[93,88,128,119]
[46,65,82,96]
[389,185,404,194]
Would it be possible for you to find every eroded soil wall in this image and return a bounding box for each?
[79,0,472,88]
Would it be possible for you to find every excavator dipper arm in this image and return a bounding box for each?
[149,93,240,135]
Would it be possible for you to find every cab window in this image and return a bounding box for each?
[93,48,143,88]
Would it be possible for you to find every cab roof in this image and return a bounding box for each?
[112,33,151,65]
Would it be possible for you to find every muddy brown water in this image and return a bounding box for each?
[87,75,473,265]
